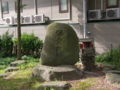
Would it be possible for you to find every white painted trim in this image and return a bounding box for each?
[50,0,71,21]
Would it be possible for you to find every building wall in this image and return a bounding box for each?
[88,0,120,11]
[0,1,82,33]
[1,22,120,55]
[0,24,83,41]
[86,22,120,54]
[0,0,83,38]
[3,0,120,55]
[1,0,80,24]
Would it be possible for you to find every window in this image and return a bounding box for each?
[59,0,68,13]
[106,0,119,8]
[2,2,9,14]
[15,0,23,12]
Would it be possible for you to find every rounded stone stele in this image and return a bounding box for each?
[40,23,79,66]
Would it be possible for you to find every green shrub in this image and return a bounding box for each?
[13,31,43,58]
[95,45,120,70]
[0,30,14,57]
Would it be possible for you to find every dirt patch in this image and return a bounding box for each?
[68,68,120,90]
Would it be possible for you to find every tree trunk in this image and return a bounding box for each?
[17,0,21,60]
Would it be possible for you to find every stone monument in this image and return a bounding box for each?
[32,23,83,81]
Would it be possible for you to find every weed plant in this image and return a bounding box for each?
[0,64,42,90]
[0,57,16,74]
[0,56,41,90]
[0,30,14,57]
[0,56,39,74]
[70,78,95,90]
[95,45,120,70]
[13,32,43,58]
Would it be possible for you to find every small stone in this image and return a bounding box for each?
[97,62,115,70]
[38,81,71,90]
[103,70,120,73]
[5,67,19,72]
[10,60,27,67]
[75,62,82,68]
[106,72,120,88]
[0,72,12,77]
[32,65,83,81]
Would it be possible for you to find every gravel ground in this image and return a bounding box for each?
[68,67,120,90]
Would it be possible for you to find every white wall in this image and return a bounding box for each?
[1,0,80,24]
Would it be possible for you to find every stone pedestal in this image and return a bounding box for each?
[81,55,95,71]
[32,65,83,81]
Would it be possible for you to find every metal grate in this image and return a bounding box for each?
[107,10,115,17]
[89,12,96,18]
[35,16,42,22]
[6,18,10,24]
[25,17,30,23]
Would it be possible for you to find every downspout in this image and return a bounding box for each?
[95,0,96,10]
[0,0,2,18]
[34,0,37,15]
[0,0,4,25]
[83,0,87,38]
[101,0,103,11]
[50,0,71,21]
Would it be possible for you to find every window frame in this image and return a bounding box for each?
[2,2,9,14]
[15,0,23,13]
[106,0,119,8]
[59,0,68,13]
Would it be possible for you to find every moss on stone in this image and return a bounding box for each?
[40,23,79,66]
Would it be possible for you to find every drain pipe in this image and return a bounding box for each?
[34,0,37,15]
[0,0,3,18]
[83,0,87,38]
[0,0,2,18]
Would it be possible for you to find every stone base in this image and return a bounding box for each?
[38,81,71,90]
[32,65,83,81]
[80,55,95,71]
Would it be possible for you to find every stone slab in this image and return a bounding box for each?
[0,72,12,77]
[38,81,71,90]
[97,62,115,70]
[32,65,83,81]
[5,67,19,72]
[106,72,120,88]
[103,70,120,73]
[10,60,27,67]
